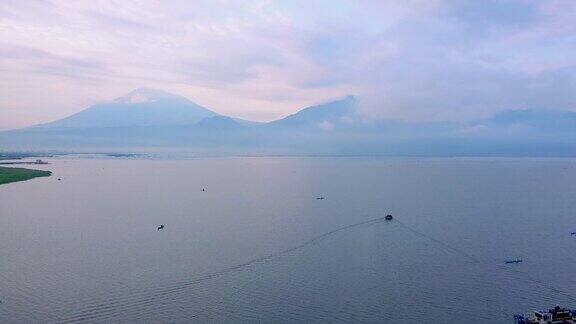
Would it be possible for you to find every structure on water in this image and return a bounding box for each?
[514,305,576,323]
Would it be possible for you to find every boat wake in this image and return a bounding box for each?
[394,219,576,303]
[59,216,389,323]
[59,215,576,323]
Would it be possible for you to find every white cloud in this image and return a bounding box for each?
[318,120,334,131]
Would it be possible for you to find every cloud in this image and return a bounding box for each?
[89,12,161,34]
[0,43,105,71]
[318,120,334,131]
[0,0,575,129]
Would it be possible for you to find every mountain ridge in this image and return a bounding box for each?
[1,89,575,156]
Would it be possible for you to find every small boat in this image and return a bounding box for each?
[571,232,576,235]
[385,214,393,221]
[316,196,325,200]
[515,305,576,323]
[505,259,523,264]
[157,224,165,231]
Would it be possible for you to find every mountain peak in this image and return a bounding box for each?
[268,95,358,129]
[195,116,240,130]
[114,88,185,104]
[342,95,356,102]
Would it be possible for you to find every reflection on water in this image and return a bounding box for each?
[1,157,576,323]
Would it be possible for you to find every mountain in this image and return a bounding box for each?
[1,88,575,156]
[194,116,241,130]
[267,96,357,130]
[486,109,576,132]
[32,88,217,130]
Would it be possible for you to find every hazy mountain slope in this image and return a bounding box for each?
[267,96,357,130]
[487,109,576,131]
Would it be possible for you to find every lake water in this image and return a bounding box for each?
[1,156,576,323]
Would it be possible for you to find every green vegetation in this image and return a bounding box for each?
[0,167,52,185]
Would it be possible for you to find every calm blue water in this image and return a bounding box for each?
[1,156,576,323]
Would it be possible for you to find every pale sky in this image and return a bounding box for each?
[1,0,575,130]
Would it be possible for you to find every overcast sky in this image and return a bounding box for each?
[0,0,575,130]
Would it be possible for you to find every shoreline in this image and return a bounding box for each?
[0,166,52,186]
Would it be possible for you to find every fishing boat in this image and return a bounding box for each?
[514,305,576,323]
